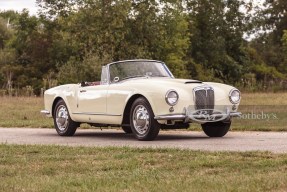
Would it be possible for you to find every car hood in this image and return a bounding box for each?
[119,77,235,93]
[121,77,202,85]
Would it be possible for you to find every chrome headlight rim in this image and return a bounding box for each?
[165,89,179,106]
[229,89,241,104]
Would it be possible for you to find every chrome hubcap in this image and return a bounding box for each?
[133,105,150,134]
[56,105,68,131]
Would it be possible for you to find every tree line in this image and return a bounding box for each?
[0,0,286,96]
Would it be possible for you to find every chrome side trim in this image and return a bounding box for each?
[154,114,186,120]
[40,110,50,115]
[72,112,122,116]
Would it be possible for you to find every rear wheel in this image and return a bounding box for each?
[130,97,160,141]
[53,100,79,136]
[201,121,231,137]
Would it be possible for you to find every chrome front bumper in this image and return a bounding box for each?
[154,110,242,123]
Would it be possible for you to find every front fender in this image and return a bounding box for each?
[43,84,79,121]
[127,89,180,117]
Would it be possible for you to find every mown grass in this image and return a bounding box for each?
[0,93,287,131]
[240,92,287,105]
[0,144,287,192]
[0,97,53,128]
[231,92,287,131]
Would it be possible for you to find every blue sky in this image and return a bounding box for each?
[0,0,38,15]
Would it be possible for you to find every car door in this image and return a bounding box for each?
[76,84,109,114]
[106,83,132,116]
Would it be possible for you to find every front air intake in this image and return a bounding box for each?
[193,86,214,111]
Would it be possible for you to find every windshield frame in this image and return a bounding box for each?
[106,60,174,84]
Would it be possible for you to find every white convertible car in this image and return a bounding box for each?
[41,59,241,140]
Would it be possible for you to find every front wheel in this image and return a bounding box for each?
[53,100,79,136]
[130,97,160,141]
[201,121,231,137]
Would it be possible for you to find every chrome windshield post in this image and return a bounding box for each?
[101,66,108,85]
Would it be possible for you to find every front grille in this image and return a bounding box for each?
[194,87,214,112]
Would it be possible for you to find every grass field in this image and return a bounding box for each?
[0,144,287,192]
[0,92,286,131]
[230,92,287,131]
[0,97,53,128]
[0,95,286,191]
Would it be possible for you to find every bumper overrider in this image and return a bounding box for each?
[41,110,51,116]
[154,107,241,123]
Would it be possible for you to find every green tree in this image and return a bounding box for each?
[0,49,23,95]
[0,17,12,49]
[157,0,190,78]
[186,0,250,83]
[37,0,191,80]
[57,53,111,84]
[251,0,287,75]
[281,30,287,73]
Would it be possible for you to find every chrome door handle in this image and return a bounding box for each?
[80,90,87,93]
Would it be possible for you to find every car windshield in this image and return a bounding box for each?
[109,61,172,83]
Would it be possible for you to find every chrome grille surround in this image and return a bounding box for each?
[193,86,215,113]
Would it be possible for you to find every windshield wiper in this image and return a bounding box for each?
[121,74,169,81]
[121,75,146,81]
[149,74,169,77]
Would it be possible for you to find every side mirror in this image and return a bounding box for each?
[81,82,87,87]
[113,77,119,83]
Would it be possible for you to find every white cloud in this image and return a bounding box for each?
[0,0,38,15]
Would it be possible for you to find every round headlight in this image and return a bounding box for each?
[229,89,241,104]
[165,90,179,106]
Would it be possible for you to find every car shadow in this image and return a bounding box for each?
[74,131,135,140]
[72,131,211,141]
[42,129,224,141]
[156,134,209,141]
